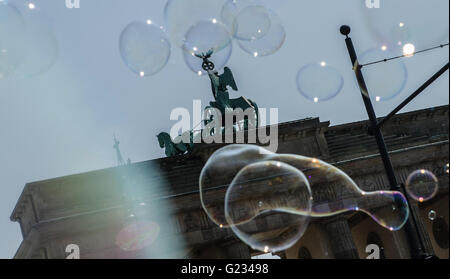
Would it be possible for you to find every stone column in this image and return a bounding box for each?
[225,241,251,259]
[325,218,359,259]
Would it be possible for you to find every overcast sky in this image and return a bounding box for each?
[0,0,448,258]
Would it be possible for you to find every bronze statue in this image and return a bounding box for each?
[157,132,195,157]
[157,50,259,157]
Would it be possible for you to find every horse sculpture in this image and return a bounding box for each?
[157,132,195,157]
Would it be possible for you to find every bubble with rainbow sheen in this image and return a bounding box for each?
[200,144,410,237]
[405,169,439,203]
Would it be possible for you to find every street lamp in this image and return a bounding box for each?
[340,25,449,259]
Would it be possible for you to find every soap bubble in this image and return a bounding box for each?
[115,220,160,251]
[199,144,410,232]
[406,169,439,203]
[359,48,408,101]
[0,2,58,78]
[221,0,271,40]
[233,5,271,40]
[296,62,344,103]
[428,210,437,221]
[225,161,312,253]
[445,163,449,174]
[182,19,232,74]
[0,1,25,79]
[119,20,171,77]
[236,9,285,57]
[362,0,449,50]
[14,3,58,78]
[164,0,226,48]
[275,153,409,231]
[200,145,271,228]
[182,19,232,55]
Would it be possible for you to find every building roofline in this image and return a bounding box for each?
[10,105,449,222]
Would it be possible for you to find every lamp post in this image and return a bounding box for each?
[339,25,449,259]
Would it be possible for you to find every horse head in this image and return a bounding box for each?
[157,132,169,148]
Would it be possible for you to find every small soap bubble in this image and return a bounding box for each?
[164,0,226,48]
[182,19,232,74]
[221,0,271,40]
[236,8,285,57]
[296,62,344,102]
[359,48,408,101]
[362,0,449,50]
[119,20,171,77]
[428,210,437,221]
[406,169,439,203]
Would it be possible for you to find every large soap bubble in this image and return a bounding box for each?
[225,160,312,253]
[362,0,449,50]
[200,144,409,232]
[119,20,171,77]
[182,19,232,75]
[221,0,271,41]
[405,169,439,203]
[164,0,226,48]
[0,1,25,79]
[296,62,344,103]
[359,47,408,102]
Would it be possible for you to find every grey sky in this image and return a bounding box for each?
[0,0,448,258]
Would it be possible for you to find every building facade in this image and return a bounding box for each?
[10,105,449,259]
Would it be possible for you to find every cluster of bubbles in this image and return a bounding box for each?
[362,0,449,55]
[405,169,439,203]
[199,144,409,252]
[119,0,287,77]
[296,0,449,103]
[0,1,58,79]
